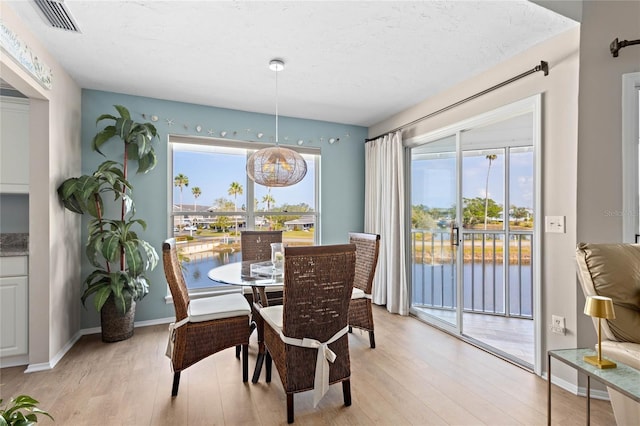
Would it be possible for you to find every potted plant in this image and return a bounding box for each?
[0,395,53,425]
[57,105,159,342]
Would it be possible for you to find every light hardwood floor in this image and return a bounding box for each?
[0,306,614,425]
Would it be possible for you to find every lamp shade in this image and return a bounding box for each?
[584,295,616,319]
[246,146,307,187]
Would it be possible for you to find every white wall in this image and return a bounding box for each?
[370,27,581,383]
[0,4,82,368]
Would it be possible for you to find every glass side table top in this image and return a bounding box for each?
[207,260,284,287]
[549,348,640,402]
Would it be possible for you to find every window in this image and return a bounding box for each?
[169,135,320,292]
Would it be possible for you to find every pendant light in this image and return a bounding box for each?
[246,59,307,187]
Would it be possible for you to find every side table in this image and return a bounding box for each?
[548,348,640,425]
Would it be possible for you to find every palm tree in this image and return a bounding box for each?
[192,186,201,212]
[262,191,275,211]
[483,154,498,230]
[174,174,189,211]
[228,181,243,235]
[262,190,276,230]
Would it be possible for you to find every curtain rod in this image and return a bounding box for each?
[610,38,640,57]
[365,60,549,143]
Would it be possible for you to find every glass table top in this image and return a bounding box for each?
[207,260,284,287]
[549,348,640,402]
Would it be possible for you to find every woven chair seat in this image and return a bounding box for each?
[188,293,251,322]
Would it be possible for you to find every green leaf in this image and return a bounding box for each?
[122,241,143,275]
[95,113,117,125]
[92,125,117,155]
[113,105,131,120]
[136,151,157,174]
[100,234,121,262]
[94,286,112,312]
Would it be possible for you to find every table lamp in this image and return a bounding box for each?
[583,295,617,369]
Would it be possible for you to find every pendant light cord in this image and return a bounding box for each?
[275,66,279,144]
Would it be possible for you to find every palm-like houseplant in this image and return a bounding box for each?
[57,105,159,342]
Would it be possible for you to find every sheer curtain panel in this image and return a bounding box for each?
[364,131,409,315]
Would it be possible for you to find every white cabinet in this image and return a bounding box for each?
[0,256,28,357]
[0,97,29,194]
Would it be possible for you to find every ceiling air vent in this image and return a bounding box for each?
[33,0,81,33]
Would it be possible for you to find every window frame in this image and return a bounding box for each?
[622,72,640,243]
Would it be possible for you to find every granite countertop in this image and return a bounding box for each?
[0,233,29,256]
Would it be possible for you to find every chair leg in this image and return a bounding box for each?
[287,393,294,424]
[369,330,376,348]
[252,352,264,384]
[236,321,255,359]
[171,371,181,397]
[342,379,351,406]
[265,351,272,383]
[242,344,249,382]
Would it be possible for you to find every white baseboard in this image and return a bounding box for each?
[24,317,175,373]
[544,372,610,401]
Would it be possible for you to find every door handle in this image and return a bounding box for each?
[450,223,459,246]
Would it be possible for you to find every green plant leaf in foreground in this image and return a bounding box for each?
[0,395,53,425]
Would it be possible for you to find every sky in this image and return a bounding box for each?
[412,148,533,211]
[174,143,533,214]
[172,149,316,210]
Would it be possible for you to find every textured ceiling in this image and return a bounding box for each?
[6,1,577,127]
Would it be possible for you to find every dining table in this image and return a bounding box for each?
[207,260,284,383]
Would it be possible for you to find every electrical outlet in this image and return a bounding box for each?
[551,315,566,335]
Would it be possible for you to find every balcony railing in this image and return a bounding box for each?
[411,229,533,319]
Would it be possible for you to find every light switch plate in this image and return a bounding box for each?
[545,216,565,233]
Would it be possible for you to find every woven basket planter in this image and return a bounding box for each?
[100,296,135,342]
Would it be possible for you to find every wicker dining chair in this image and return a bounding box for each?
[347,232,380,348]
[237,230,283,364]
[261,244,356,423]
[162,238,252,397]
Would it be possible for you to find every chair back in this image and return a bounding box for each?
[241,230,283,262]
[348,232,380,294]
[162,238,190,321]
[282,244,356,342]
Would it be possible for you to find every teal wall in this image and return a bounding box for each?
[80,90,366,327]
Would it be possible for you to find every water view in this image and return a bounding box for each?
[412,263,533,317]
[182,251,243,289]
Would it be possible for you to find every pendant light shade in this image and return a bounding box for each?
[246,145,307,187]
[247,59,307,187]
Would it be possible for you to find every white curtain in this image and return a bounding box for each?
[364,131,409,315]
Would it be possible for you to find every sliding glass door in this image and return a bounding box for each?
[411,134,459,328]
[408,96,540,369]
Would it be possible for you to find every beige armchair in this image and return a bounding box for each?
[575,243,640,425]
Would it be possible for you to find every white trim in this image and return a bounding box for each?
[532,93,543,376]
[622,72,640,243]
[24,331,82,372]
[543,372,610,401]
[23,318,175,373]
